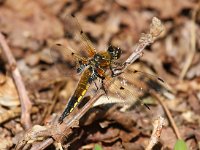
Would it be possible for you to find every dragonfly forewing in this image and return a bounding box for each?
[51,13,97,77]
[50,43,88,76]
[64,14,96,57]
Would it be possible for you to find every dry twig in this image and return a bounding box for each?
[0,106,38,124]
[153,92,182,139]
[0,33,32,129]
[30,138,54,150]
[145,116,166,150]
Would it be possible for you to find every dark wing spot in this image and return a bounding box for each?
[71,52,74,55]
[120,86,124,90]
[133,70,138,73]
[157,77,164,83]
[144,104,151,110]
[147,79,162,92]
[78,60,83,64]
[56,43,62,46]
[139,75,145,81]
[65,32,74,39]
[80,30,83,34]
[71,13,75,17]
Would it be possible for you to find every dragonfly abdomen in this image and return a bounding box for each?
[58,69,92,123]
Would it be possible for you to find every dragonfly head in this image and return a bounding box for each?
[107,45,122,60]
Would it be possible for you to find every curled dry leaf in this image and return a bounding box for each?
[160,127,177,149]
[0,0,64,50]
[141,0,195,19]
[0,74,19,107]
[35,0,68,15]
[0,127,13,150]
[116,0,142,10]
[187,62,200,79]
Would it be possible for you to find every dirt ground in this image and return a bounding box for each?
[0,0,200,150]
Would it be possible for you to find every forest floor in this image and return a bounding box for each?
[0,0,200,150]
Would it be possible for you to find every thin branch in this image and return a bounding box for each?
[30,138,54,150]
[153,92,182,139]
[0,33,32,129]
[0,106,38,124]
[145,116,166,150]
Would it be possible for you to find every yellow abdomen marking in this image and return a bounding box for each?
[70,84,90,113]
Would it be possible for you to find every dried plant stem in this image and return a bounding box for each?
[145,116,165,150]
[153,93,182,139]
[30,138,54,150]
[0,33,32,129]
[0,106,38,124]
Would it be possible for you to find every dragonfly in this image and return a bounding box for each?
[50,13,167,123]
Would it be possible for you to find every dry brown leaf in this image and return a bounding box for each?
[0,1,64,50]
[0,74,19,107]
[142,0,195,19]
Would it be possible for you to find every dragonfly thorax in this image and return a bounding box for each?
[88,53,107,67]
[93,54,103,63]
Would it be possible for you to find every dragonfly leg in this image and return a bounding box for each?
[77,66,83,73]
[94,81,99,91]
[101,79,109,100]
[88,74,97,83]
[144,103,151,110]
[88,68,98,83]
[110,65,123,77]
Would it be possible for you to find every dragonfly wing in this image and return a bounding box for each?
[50,43,88,76]
[64,14,96,58]
[118,68,167,95]
[104,68,168,108]
[50,13,97,77]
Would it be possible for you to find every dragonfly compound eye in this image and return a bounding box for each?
[107,45,122,60]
